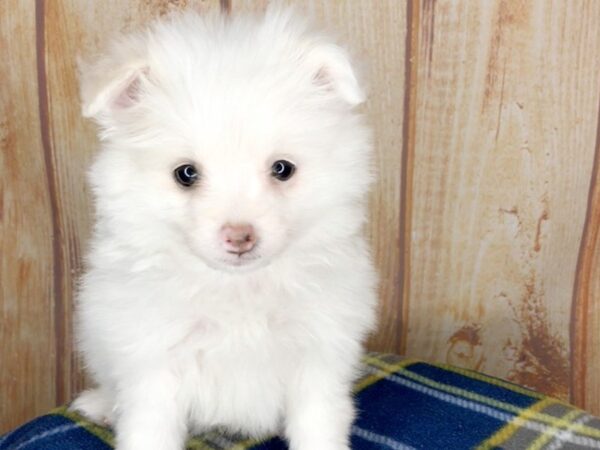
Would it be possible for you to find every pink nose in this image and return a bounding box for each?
[220,223,257,255]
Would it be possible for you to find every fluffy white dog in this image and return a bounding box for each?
[71,7,377,450]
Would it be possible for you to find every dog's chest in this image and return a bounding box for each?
[179,304,301,434]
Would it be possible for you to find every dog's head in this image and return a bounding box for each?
[82,8,372,272]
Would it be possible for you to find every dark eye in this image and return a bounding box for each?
[271,160,296,181]
[174,164,199,187]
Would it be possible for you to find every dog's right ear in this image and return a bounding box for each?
[78,38,149,120]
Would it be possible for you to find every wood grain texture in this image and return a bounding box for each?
[233,0,408,352]
[0,0,57,433]
[571,92,600,411]
[406,0,600,401]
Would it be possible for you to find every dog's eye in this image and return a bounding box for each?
[271,160,296,181]
[174,164,199,187]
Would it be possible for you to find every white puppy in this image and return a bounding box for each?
[71,7,377,450]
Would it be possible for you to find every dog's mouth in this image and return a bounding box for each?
[186,235,267,271]
[222,253,260,266]
[216,247,264,270]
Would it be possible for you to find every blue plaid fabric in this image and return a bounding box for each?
[3,353,600,449]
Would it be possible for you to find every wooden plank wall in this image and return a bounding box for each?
[1,0,57,433]
[1,0,600,432]
[407,0,600,403]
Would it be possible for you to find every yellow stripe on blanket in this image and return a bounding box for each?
[527,408,584,450]
[428,362,545,400]
[53,407,115,446]
[354,358,418,393]
[475,398,556,450]
[365,357,600,440]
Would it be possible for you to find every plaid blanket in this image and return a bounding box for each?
[2,353,600,449]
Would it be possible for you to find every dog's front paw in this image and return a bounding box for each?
[290,439,350,450]
[115,424,185,450]
[70,388,115,426]
[115,436,180,450]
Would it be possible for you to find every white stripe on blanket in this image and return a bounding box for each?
[368,367,600,449]
[9,422,83,450]
[352,425,416,450]
[547,414,596,450]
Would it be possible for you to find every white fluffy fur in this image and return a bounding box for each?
[71,7,377,450]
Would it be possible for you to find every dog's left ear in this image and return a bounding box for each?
[78,35,150,121]
[308,44,365,106]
